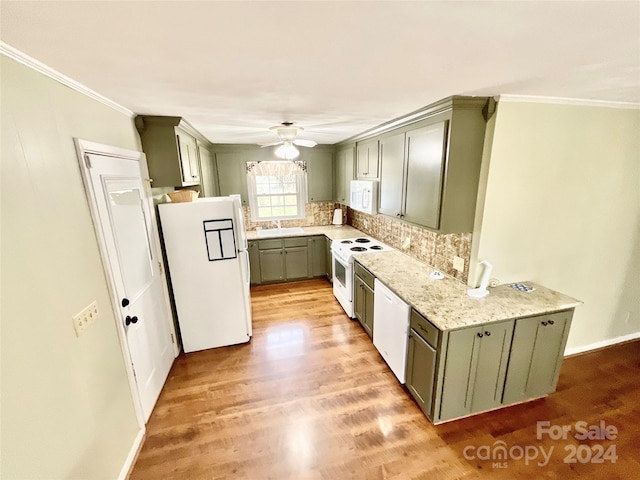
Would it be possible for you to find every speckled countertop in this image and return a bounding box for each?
[246,225,366,241]
[354,250,582,331]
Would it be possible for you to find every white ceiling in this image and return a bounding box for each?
[2,1,639,145]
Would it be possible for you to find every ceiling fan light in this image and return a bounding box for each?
[275,143,300,160]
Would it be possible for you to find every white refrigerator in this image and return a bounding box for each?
[158,195,252,353]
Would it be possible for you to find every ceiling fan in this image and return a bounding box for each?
[259,122,317,159]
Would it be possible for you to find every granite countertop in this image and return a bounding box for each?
[246,225,366,241]
[354,250,582,331]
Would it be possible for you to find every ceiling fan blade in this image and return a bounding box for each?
[293,139,317,148]
[258,141,283,148]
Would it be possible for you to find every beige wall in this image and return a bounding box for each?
[1,56,141,478]
[471,101,640,351]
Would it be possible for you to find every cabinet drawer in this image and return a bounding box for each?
[284,237,307,248]
[258,239,283,250]
[354,262,375,289]
[410,309,440,348]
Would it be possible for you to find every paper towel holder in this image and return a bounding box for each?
[332,208,343,226]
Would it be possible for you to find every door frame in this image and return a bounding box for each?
[74,138,179,428]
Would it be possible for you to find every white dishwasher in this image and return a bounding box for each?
[373,279,411,384]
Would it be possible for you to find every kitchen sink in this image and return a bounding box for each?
[256,227,305,238]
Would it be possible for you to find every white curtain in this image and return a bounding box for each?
[246,160,307,220]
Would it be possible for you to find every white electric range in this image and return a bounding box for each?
[331,236,393,318]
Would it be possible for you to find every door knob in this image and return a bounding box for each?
[121,298,130,307]
[485,331,491,336]
[477,332,484,338]
[125,315,138,326]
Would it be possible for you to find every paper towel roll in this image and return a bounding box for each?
[332,208,343,225]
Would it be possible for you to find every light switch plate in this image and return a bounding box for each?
[73,301,99,337]
[453,256,465,272]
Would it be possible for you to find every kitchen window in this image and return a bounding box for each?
[246,160,307,221]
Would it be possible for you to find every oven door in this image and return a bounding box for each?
[332,251,354,317]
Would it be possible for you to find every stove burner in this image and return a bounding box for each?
[350,246,367,252]
[355,238,371,243]
[369,245,383,250]
[341,240,353,244]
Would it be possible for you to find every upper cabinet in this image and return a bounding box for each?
[215,151,249,205]
[376,96,491,233]
[197,141,219,197]
[356,139,379,179]
[135,115,213,189]
[334,145,355,204]
[306,149,334,202]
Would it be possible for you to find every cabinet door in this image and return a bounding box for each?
[406,329,437,417]
[469,321,514,413]
[503,311,572,404]
[307,236,326,277]
[354,276,366,328]
[198,144,219,197]
[248,241,261,284]
[259,249,284,282]
[335,147,354,204]
[325,239,332,280]
[439,321,513,421]
[356,140,378,178]
[307,150,334,202]
[362,283,374,338]
[216,152,248,205]
[176,130,199,184]
[403,122,447,229]
[284,246,308,280]
[439,327,477,421]
[378,132,406,217]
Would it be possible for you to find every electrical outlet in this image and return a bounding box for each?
[453,256,465,272]
[73,301,99,337]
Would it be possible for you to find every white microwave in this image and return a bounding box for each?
[350,180,378,215]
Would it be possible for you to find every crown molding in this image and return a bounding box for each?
[498,94,640,110]
[1,41,135,118]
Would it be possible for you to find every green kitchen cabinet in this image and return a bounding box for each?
[284,246,309,280]
[135,115,208,188]
[403,123,447,229]
[354,262,375,338]
[258,249,285,282]
[334,145,355,204]
[502,310,573,404]
[198,141,219,197]
[215,152,249,205]
[378,131,406,218]
[406,330,438,418]
[307,236,326,278]
[325,238,332,280]
[439,320,514,422]
[306,149,334,202]
[356,139,379,179]
[248,241,261,285]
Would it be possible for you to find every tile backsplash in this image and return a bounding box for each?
[243,202,337,231]
[347,207,472,283]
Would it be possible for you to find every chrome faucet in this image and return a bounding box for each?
[271,219,281,229]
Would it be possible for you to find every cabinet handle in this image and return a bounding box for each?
[541,321,548,326]
[477,332,484,338]
[548,320,555,325]
[396,213,401,216]
[485,331,491,336]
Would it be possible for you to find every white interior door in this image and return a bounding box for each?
[77,140,175,423]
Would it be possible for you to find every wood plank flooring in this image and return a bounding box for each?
[129,279,640,479]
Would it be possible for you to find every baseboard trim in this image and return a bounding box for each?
[564,331,640,357]
[118,428,145,480]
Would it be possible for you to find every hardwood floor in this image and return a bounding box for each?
[129,279,640,479]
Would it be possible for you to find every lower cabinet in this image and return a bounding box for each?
[406,311,439,418]
[325,239,332,280]
[354,262,375,337]
[249,235,329,284]
[439,320,513,421]
[502,310,573,404]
